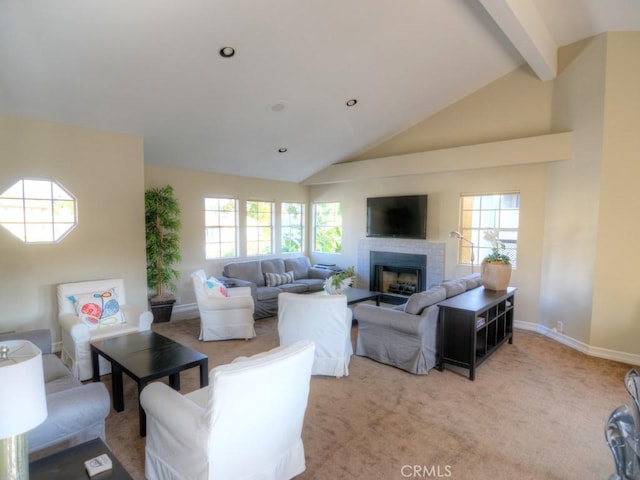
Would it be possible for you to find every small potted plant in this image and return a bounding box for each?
[324,266,356,294]
[481,229,512,291]
[145,185,182,322]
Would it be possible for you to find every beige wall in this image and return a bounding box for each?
[0,115,147,344]
[351,65,555,161]
[591,33,640,353]
[543,35,607,344]
[144,165,308,309]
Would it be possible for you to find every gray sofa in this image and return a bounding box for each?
[0,329,111,459]
[354,273,483,374]
[221,256,333,318]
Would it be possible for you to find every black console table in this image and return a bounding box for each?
[437,286,516,380]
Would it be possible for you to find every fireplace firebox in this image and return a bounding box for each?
[370,251,426,304]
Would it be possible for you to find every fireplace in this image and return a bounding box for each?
[357,238,445,303]
[370,251,426,302]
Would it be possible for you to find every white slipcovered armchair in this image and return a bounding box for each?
[57,278,153,381]
[277,292,353,377]
[140,339,315,480]
[191,269,255,341]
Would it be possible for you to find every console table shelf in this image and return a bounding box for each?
[437,286,516,380]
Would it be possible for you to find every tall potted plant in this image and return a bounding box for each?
[145,185,182,322]
[481,229,512,291]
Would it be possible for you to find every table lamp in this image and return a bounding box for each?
[0,340,48,480]
[449,230,475,274]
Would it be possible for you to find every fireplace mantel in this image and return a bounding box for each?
[357,238,445,291]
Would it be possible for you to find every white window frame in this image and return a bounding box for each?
[205,197,239,259]
[0,178,77,243]
[458,192,520,268]
[313,202,343,254]
[281,201,305,254]
[246,200,274,257]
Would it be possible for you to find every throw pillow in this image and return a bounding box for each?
[204,277,228,298]
[264,271,295,287]
[68,289,125,329]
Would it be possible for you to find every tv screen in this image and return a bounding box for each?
[366,195,427,239]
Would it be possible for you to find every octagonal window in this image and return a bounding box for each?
[0,179,77,243]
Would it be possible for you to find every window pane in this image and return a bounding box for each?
[246,201,273,257]
[281,202,304,253]
[458,192,520,267]
[313,202,342,253]
[205,197,238,259]
[0,179,76,243]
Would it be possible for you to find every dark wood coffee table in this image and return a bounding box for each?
[344,288,381,306]
[90,330,208,436]
[30,438,133,479]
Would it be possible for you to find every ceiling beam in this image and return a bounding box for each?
[479,0,557,81]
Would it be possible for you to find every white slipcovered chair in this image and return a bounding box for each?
[140,339,315,480]
[57,278,153,381]
[191,269,256,341]
[277,292,353,377]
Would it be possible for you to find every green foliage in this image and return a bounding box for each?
[314,202,342,253]
[145,185,182,298]
[329,266,356,288]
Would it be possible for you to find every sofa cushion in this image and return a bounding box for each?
[461,273,482,290]
[404,286,446,315]
[257,286,282,301]
[441,279,466,298]
[264,271,295,287]
[284,257,311,280]
[224,260,264,287]
[261,258,286,275]
[278,283,309,294]
[204,277,229,298]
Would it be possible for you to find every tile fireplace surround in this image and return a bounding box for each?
[356,238,445,292]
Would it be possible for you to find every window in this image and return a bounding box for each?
[0,178,77,243]
[246,200,274,256]
[458,193,519,267]
[313,202,342,253]
[205,197,238,259]
[281,202,304,253]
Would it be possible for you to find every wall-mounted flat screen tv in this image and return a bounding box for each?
[366,194,427,239]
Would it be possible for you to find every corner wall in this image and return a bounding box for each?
[0,115,147,344]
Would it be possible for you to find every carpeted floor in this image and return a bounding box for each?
[100,316,632,479]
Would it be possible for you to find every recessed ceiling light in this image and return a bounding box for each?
[219,46,235,58]
[346,99,358,107]
[278,148,288,153]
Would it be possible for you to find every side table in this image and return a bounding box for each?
[438,286,516,380]
[30,438,133,479]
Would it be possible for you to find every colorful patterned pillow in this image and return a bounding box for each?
[68,289,125,329]
[264,271,295,287]
[204,277,228,298]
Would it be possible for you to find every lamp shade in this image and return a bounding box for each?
[0,340,47,438]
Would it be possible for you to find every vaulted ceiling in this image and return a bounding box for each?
[1,1,639,182]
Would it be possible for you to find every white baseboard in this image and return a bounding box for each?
[170,302,199,322]
[515,320,640,366]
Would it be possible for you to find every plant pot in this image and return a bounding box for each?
[481,261,512,291]
[149,297,176,323]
